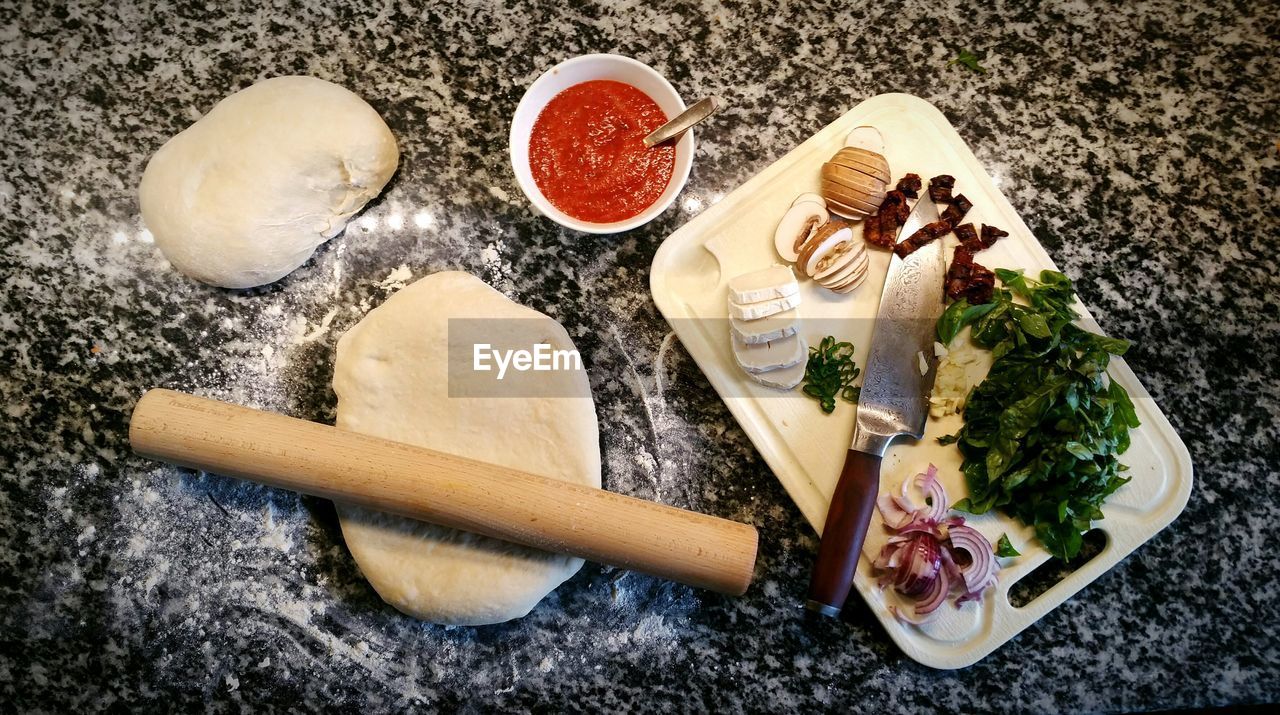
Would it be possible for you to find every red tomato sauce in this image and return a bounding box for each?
[529,80,675,224]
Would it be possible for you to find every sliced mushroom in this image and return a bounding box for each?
[821,180,886,214]
[818,250,867,286]
[812,237,865,280]
[822,266,867,294]
[829,147,891,183]
[826,252,871,291]
[796,222,854,277]
[830,268,868,294]
[791,192,827,208]
[820,144,890,220]
[844,125,885,154]
[825,198,869,220]
[773,200,829,262]
[812,244,859,279]
[816,246,868,285]
[821,162,888,193]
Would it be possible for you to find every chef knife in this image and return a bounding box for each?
[806,194,947,617]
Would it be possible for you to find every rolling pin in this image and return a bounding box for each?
[129,389,758,595]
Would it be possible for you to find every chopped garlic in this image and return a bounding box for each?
[929,331,989,418]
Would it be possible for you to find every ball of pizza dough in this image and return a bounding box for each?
[139,76,398,289]
[332,271,601,625]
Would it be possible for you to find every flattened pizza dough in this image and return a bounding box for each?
[332,271,600,625]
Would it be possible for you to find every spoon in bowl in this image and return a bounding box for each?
[644,97,720,148]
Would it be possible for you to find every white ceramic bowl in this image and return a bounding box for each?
[509,54,694,234]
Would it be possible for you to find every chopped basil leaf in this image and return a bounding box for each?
[996,534,1020,558]
[937,269,1138,560]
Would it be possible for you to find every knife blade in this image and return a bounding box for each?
[806,194,948,618]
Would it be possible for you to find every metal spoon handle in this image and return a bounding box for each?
[644,97,719,148]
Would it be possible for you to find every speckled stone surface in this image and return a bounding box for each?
[1,0,1277,711]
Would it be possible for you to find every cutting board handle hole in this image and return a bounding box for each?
[1007,529,1108,608]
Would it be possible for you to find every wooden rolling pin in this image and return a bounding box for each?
[129,389,758,595]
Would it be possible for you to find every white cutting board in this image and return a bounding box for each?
[649,93,1193,669]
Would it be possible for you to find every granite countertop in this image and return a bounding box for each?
[2,0,1276,711]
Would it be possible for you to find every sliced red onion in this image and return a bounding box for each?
[894,518,943,538]
[915,564,951,615]
[871,463,1004,621]
[892,465,948,524]
[876,493,914,529]
[948,525,997,595]
[891,493,918,515]
[893,533,941,597]
[938,543,962,581]
[955,582,995,606]
[914,464,949,523]
[874,541,903,571]
[893,568,951,624]
[891,604,939,625]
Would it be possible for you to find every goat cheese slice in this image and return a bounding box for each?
[728,266,798,304]
[731,331,806,374]
[746,357,807,390]
[728,291,801,321]
[731,308,799,345]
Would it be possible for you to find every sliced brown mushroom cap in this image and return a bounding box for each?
[825,198,869,220]
[829,147,891,184]
[820,143,890,221]
[834,145,890,169]
[773,200,829,262]
[821,180,886,214]
[811,240,856,278]
[829,268,869,293]
[843,125,885,154]
[820,163,889,197]
[826,254,871,292]
[815,243,868,283]
[796,221,853,277]
[791,192,826,208]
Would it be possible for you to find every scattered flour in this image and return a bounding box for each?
[296,308,339,344]
[65,199,709,706]
[378,264,414,292]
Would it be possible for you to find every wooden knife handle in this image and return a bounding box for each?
[129,389,759,596]
[806,449,882,616]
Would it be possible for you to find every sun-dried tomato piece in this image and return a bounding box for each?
[965,263,996,304]
[862,191,908,249]
[923,220,952,238]
[942,193,973,226]
[896,173,922,199]
[894,227,937,258]
[864,210,884,247]
[893,232,928,258]
[894,195,911,223]
[946,246,975,300]
[980,224,1009,249]
[954,223,981,252]
[945,246,996,303]
[928,175,955,203]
